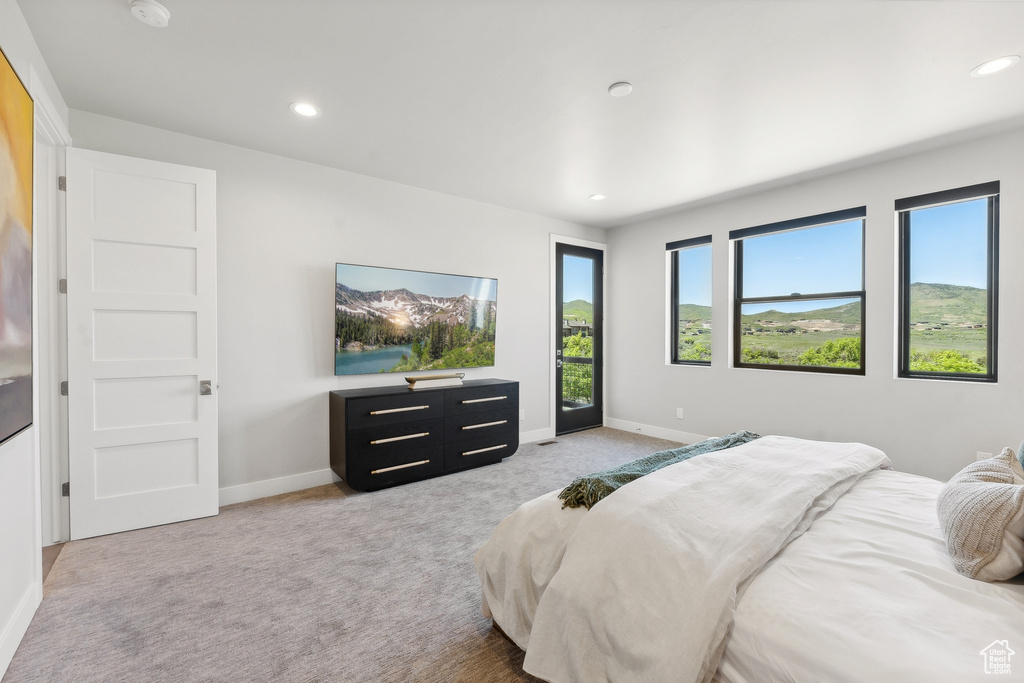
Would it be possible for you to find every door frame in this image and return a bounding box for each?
[549,234,606,438]
[32,73,72,546]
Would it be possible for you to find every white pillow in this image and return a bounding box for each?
[975,453,1024,581]
[937,448,1024,581]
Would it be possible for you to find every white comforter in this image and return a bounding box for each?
[717,468,1024,683]
[475,487,588,650]
[477,435,1024,682]
[484,435,891,683]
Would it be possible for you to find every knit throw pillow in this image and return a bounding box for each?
[936,448,1024,581]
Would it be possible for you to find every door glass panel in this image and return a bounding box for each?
[561,254,594,411]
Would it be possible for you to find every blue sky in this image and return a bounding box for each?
[739,200,987,299]
[742,219,863,298]
[534,199,983,310]
[679,198,988,315]
[337,263,497,301]
[562,255,595,302]
[676,244,712,306]
[909,198,987,288]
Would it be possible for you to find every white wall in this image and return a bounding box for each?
[606,126,1024,482]
[0,0,70,675]
[0,1,67,132]
[68,110,605,501]
[0,430,38,673]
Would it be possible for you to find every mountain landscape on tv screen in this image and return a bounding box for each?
[335,284,496,375]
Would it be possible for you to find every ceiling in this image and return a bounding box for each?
[18,0,1024,228]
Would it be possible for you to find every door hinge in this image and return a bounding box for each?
[61,482,69,497]
[59,278,67,294]
[60,380,68,396]
[58,176,66,191]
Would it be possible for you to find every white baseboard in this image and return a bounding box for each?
[520,427,556,444]
[0,582,41,678]
[218,425,599,507]
[216,424,702,507]
[603,417,709,445]
[218,468,337,507]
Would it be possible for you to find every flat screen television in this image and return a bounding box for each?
[335,263,497,376]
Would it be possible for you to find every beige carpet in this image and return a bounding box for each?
[4,427,679,683]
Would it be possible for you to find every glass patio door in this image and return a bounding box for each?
[555,243,603,435]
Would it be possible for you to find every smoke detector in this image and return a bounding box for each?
[130,0,170,28]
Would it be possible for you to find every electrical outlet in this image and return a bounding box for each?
[977,451,992,461]
[519,409,525,421]
[676,407,684,420]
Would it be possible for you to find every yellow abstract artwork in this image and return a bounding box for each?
[0,45,33,445]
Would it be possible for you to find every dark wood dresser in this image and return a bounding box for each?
[329,379,519,491]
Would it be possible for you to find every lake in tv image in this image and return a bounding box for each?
[334,263,497,376]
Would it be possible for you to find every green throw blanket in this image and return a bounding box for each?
[558,430,761,509]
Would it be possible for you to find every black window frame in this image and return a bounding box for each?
[896,181,999,382]
[668,235,713,366]
[730,207,867,375]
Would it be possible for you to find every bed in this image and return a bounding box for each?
[474,434,1024,682]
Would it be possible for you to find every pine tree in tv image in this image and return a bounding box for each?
[334,263,497,376]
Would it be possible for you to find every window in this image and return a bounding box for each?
[668,236,712,365]
[731,208,866,373]
[897,182,998,381]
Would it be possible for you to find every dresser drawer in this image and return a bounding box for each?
[346,392,444,430]
[445,407,516,443]
[444,434,518,472]
[345,444,444,491]
[445,383,518,417]
[347,418,443,457]
[330,380,518,491]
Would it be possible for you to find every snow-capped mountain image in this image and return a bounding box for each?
[334,264,497,376]
[335,284,495,330]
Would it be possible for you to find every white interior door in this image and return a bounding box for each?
[65,148,217,540]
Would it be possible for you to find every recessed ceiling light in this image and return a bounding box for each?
[129,0,170,28]
[970,55,1020,78]
[289,102,321,118]
[608,82,632,97]
[589,194,606,201]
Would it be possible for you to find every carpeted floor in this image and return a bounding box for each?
[4,427,679,683]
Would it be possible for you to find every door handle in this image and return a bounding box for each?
[199,380,213,396]
[556,359,562,368]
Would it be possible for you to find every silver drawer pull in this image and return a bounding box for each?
[463,444,507,456]
[370,405,430,415]
[461,420,508,431]
[371,459,430,474]
[461,395,507,404]
[370,432,429,445]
